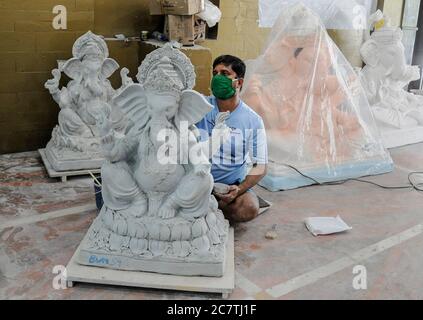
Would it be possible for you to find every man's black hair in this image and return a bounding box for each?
[213,55,246,79]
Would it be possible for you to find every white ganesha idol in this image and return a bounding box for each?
[360,11,423,148]
[77,44,231,277]
[44,31,131,171]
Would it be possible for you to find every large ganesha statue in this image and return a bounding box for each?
[77,44,230,277]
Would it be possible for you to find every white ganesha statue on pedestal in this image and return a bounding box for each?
[44,31,131,171]
[360,11,423,148]
[77,44,231,277]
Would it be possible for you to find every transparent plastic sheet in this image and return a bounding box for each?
[258,0,373,29]
[242,3,393,191]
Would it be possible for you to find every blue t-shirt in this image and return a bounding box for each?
[196,96,268,185]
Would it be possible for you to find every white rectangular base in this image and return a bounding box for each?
[39,149,100,182]
[65,229,235,298]
[381,127,423,149]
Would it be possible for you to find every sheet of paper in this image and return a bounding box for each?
[305,216,353,236]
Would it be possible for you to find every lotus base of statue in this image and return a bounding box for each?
[76,202,230,277]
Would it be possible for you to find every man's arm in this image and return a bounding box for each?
[238,164,267,195]
[216,118,268,205]
[238,119,268,195]
[217,164,267,204]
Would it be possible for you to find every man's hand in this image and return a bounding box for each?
[215,185,240,205]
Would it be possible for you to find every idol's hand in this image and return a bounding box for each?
[194,164,210,177]
[213,112,231,144]
[97,113,113,138]
[45,69,61,94]
[215,112,230,129]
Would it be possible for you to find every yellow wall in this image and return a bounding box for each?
[0,0,95,154]
[0,0,160,154]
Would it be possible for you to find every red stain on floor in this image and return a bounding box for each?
[250,244,261,250]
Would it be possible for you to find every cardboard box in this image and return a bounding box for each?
[193,18,206,43]
[165,15,195,46]
[150,0,205,16]
[164,15,206,46]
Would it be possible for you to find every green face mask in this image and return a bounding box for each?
[211,74,237,100]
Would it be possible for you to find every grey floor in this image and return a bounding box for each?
[0,143,423,299]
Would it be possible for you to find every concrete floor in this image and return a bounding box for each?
[1,144,423,300]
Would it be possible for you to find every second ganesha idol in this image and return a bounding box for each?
[44,31,131,172]
[241,3,393,191]
[76,44,231,277]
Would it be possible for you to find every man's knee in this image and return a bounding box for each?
[230,197,259,223]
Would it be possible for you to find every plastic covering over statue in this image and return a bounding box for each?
[360,10,423,148]
[43,31,132,171]
[76,44,231,277]
[241,3,393,191]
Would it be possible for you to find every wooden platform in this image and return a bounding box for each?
[39,149,101,182]
[65,229,235,299]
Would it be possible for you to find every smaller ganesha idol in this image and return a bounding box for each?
[360,11,423,148]
[77,44,231,277]
[43,31,130,171]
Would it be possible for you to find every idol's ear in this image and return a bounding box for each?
[62,58,83,80]
[102,58,120,78]
[360,40,380,67]
[112,84,150,134]
[175,90,213,130]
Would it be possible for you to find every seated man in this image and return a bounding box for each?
[196,55,268,223]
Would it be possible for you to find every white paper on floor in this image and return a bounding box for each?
[305,216,352,236]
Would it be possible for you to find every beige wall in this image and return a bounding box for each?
[203,0,270,62]
[378,0,405,27]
